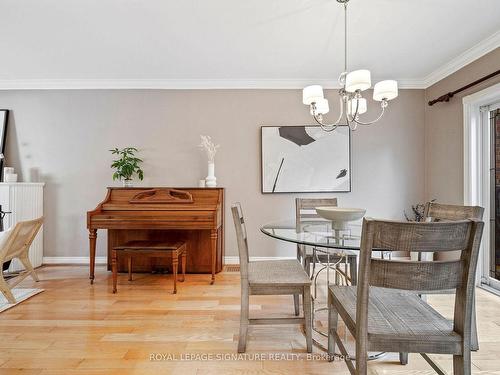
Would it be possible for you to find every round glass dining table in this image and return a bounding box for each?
[260,219,362,251]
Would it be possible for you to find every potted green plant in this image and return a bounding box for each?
[110,147,144,187]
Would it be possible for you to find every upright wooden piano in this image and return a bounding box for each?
[87,187,224,284]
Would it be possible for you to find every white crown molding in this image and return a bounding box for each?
[422,30,500,88]
[396,79,428,90]
[0,32,497,91]
[0,79,338,90]
[0,78,425,90]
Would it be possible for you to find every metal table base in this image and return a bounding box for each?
[307,245,386,361]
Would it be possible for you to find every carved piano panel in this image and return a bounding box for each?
[128,188,194,204]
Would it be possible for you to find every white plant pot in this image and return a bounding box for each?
[205,162,217,187]
[123,179,133,188]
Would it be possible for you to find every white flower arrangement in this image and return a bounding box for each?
[198,135,219,163]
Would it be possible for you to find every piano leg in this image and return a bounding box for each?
[210,229,217,284]
[89,229,97,284]
[112,249,118,293]
[172,251,178,294]
[180,246,186,282]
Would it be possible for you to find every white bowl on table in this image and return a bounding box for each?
[315,207,366,230]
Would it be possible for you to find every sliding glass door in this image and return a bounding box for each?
[488,103,500,290]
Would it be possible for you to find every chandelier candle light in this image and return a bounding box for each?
[302,0,398,132]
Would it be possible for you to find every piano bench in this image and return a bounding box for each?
[111,240,187,294]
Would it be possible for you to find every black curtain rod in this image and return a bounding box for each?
[428,69,500,106]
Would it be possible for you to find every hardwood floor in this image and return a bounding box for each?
[0,265,499,374]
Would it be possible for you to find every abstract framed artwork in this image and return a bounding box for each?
[0,110,8,181]
[261,125,351,193]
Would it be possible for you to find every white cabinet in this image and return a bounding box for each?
[0,183,44,271]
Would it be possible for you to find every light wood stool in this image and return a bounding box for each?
[112,240,187,294]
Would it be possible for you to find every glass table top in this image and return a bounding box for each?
[260,219,362,250]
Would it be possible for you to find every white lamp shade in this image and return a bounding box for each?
[347,98,367,116]
[310,98,329,115]
[345,70,371,92]
[303,85,324,105]
[373,80,398,101]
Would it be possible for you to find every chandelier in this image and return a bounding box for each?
[302,0,398,132]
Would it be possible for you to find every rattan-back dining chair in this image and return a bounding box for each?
[425,202,483,349]
[296,198,338,273]
[425,202,484,224]
[328,218,484,375]
[232,203,312,353]
[295,198,358,280]
[0,217,43,304]
[398,202,484,365]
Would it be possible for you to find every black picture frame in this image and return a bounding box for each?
[0,110,9,181]
[260,125,352,194]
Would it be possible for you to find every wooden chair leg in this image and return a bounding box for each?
[356,318,368,375]
[453,351,471,375]
[128,256,133,282]
[172,252,178,294]
[471,293,479,351]
[399,352,408,365]
[19,255,39,282]
[238,285,249,353]
[303,286,312,353]
[293,294,300,316]
[328,292,339,361]
[298,245,307,265]
[356,333,368,375]
[304,256,311,277]
[112,250,118,294]
[452,288,473,375]
[0,272,16,304]
[180,250,186,282]
[349,256,357,285]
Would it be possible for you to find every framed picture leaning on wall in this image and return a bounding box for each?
[0,110,9,181]
[261,125,351,193]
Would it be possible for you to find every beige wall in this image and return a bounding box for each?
[1,47,496,261]
[424,48,500,203]
[0,89,425,259]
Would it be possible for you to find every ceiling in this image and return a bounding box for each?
[0,0,499,89]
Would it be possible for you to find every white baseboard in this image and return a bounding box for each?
[224,256,294,264]
[42,257,107,265]
[42,256,293,265]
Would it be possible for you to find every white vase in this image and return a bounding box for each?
[4,173,17,183]
[205,162,217,187]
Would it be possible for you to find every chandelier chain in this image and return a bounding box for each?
[344,2,347,73]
